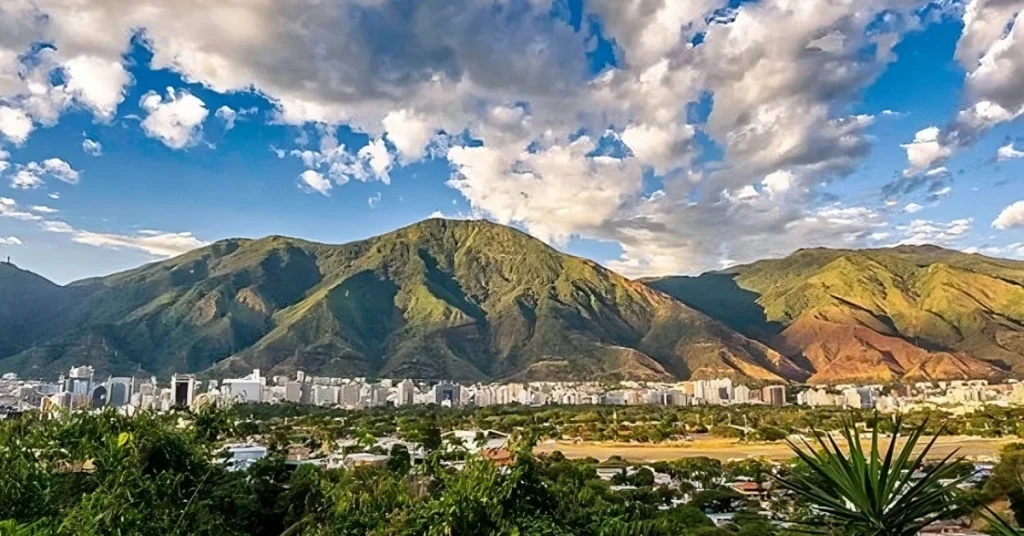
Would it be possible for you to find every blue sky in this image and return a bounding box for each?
[0,0,1022,284]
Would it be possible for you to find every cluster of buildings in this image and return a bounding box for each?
[0,367,789,414]
[8,365,1024,418]
[796,379,1024,414]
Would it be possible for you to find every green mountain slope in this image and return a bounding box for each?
[0,261,68,359]
[646,245,1024,384]
[0,219,797,382]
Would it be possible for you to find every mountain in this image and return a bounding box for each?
[0,261,68,359]
[0,219,799,382]
[646,245,1024,384]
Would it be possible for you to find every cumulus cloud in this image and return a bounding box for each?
[10,158,81,188]
[904,0,1024,165]
[0,236,21,246]
[298,170,332,196]
[997,142,1024,161]
[0,0,995,274]
[904,202,924,214]
[898,218,974,246]
[139,88,209,149]
[30,205,58,214]
[35,158,80,184]
[382,109,436,162]
[288,128,395,188]
[0,106,32,144]
[82,138,102,156]
[368,191,382,208]
[993,200,1024,230]
[215,106,238,130]
[10,169,43,189]
[901,127,952,175]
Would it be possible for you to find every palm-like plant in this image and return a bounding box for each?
[774,417,968,536]
[984,507,1024,536]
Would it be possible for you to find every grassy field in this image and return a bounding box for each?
[534,435,1017,462]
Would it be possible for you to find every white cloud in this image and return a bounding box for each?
[36,158,80,184]
[68,230,205,257]
[0,236,21,246]
[933,186,952,197]
[62,55,132,121]
[0,197,41,220]
[620,122,696,174]
[901,126,952,175]
[448,136,643,245]
[357,138,392,184]
[382,109,435,162]
[82,138,103,156]
[40,220,73,233]
[37,217,206,256]
[298,170,332,196]
[0,0,979,275]
[215,106,238,130]
[898,218,973,245]
[139,88,209,149]
[10,169,43,189]
[0,106,32,144]
[997,142,1024,161]
[993,200,1024,230]
[10,159,81,188]
[30,205,58,214]
[368,191,381,208]
[904,202,923,214]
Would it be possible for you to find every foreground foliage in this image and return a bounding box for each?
[775,418,969,535]
[0,407,785,535]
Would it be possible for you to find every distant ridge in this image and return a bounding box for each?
[2,221,1020,384]
[0,218,797,383]
[646,245,1024,384]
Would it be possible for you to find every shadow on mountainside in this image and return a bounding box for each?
[646,273,785,344]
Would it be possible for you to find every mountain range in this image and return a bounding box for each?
[0,218,1021,385]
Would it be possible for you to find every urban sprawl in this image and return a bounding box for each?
[4,366,1024,416]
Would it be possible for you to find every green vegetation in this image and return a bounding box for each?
[0,407,794,535]
[0,219,792,382]
[776,418,967,535]
[235,402,1024,444]
[3,220,1023,385]
[5,403,1024,535]
[648,244,1024,383]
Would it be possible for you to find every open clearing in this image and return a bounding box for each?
[534,435,1017,462]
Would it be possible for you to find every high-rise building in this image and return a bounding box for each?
[172,374,197,408]
[434,382,460,407]
[285,381,302,403]
[223,369,264,403]
[66,366,94,396]
[90,384,108,408]
[733,384,751,404]
[396,379,416,406]
[107,378,133,407]
[762,385,786,407]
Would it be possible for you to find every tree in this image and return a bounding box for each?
[690,489,746,514]
[774,417,968,536]
[387,444,411,475]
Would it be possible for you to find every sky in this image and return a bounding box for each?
[0,0,1022,284]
